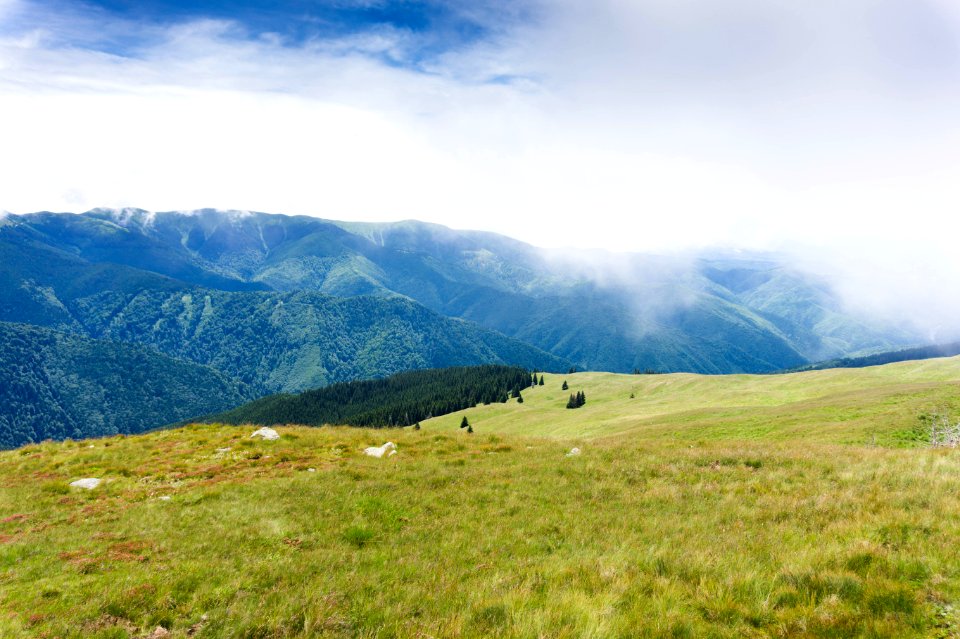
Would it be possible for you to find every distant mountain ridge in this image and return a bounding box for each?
[2,208,919,375]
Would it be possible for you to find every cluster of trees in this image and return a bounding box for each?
[566,390,586,409]
[211,365,533,429]
[632,368,661,375]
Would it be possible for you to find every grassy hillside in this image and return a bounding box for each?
[421,357,960,443]
[3,359,960,637]
[784,342,960,373]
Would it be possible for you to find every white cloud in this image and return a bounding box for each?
[1,0,959,336]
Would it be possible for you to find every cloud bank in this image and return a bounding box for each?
[1,0,959,338]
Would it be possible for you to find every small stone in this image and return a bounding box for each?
[215,447,231,453]
[566,447,581,457]
[147,627,170,639]
[70,478,101,490]
[158,495,172,501]
[364,442,396,458]
[250,427,280,441]
[307,468,316,473]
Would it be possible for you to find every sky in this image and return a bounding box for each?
[1,0,959,335]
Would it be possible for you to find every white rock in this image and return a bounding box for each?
[158,495,172,501]
[70,478,101,489]
[87,444,95,449]
[307,468,316,473]
[566,447,582,457]
[215,447,232,453]
[364,442,397,458]
[250,427,280,441]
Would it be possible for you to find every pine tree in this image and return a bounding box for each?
[562,380,569,390]
[467,424,474,434]
[414,422,421,430]
[517,392,524,404]
[532,372,538,386]
[578,391,586,407]
[566,393,577,409]
[539,376,544,386]
[460,416,469,429]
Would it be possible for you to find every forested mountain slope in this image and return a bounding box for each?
[2,209,919,374]
[0,322,252,448]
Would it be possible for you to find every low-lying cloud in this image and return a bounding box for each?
[1,0,958,340]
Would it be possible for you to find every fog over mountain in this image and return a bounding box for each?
[3,0,958,341]
[1,208,928,376]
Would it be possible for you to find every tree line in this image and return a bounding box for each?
[210,365,534,428]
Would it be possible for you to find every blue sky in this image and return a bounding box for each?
[13,0,532,68]
[1,0,960,332]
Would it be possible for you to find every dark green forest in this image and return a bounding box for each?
[207,365,532,428]
[0,322,252,448]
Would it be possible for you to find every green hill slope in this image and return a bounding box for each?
[0,322,252,448]
[783,342,960,373]
[421,357,960,444]
[3,359,960,637]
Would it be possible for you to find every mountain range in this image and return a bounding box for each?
[0,207,920,445]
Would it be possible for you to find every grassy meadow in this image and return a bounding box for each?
[2,359,960,637]
[423,357,960,444]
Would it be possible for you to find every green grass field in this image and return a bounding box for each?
[423,357,960,444]
[2,359,960,638]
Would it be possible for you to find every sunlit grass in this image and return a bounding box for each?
[2,359,960,637]
[422,357,960,443]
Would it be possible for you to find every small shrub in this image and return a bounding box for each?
[343,525,376,548]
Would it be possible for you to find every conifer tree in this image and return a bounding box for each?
[566,393,577,409]
[414,422,421,430]
[562,380,569,390]
[517,392,524,404]
[577,391,585,407]
[467,424,473,434]
[539,376,544,386]
[460,416,469,429]
[532,372,539,386]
